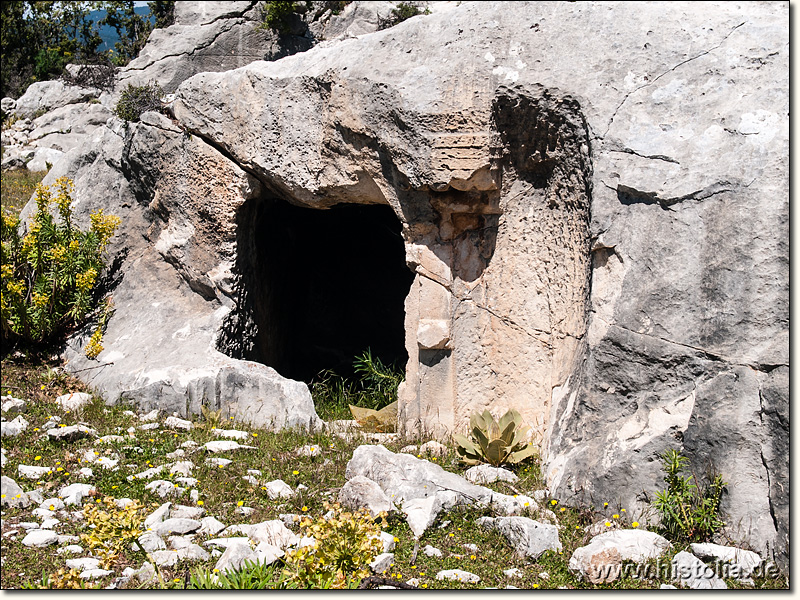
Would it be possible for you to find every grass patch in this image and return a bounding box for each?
[1,169,46,218]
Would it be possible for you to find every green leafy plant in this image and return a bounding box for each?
[453,408,538,467]
[113,81,165,122]
[260,1,299,33]
[199,404,224,431]
[652,449,726,543]
[80,495,145,568]
[284,502,386,589]
[310,349,404,419]
[379,2,430,29]
[189,559,291,589]
[1,177,120,346]
[352,348,403,410]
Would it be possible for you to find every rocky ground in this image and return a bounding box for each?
[0,357,786,590]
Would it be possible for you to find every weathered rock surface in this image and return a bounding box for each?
[569,530,671,584]
[47,424,96,442]
[464,465,518,485]
[1,415,29,437]
[482,516,562,560]
[671,551,727,590]
[11,79,105,119]
[689,542,762,579]
[11,0,785,571]
[1,476,30,508]
[338,475,395,516]
[436,569,480,584]
[55,392,93,412]
[345,445,545,536]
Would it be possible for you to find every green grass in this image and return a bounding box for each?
[0,355,790,589]
[1,168,46,218]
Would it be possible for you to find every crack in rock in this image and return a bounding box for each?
[603,22,746,136]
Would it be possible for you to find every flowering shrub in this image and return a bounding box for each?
[81,496,145,568]
[1,177,120,347]
[285,502,386,589]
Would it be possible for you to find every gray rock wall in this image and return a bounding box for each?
[19,1,785,569]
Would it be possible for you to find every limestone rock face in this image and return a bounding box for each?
[21,0,786,570]
[115,0,392,94]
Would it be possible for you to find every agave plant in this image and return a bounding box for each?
[453,409,538,467]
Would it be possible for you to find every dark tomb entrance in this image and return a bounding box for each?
[219,196,414,384]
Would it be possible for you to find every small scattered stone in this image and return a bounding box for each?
[96,435,125,444]
[47,425,96,442]
[66,557,100,571]
[139,409,159,422]
[151,517,202,536]
[22,529,58,547]
[203,440,256,453]
[137,532,166,553]
[80,568,113,580]
[370,552,394,574]
[210,428,249,440]
[464,464,519,485]
[40,518,60,529]
[296,444,321,457]
[139,423,159,431]
[418,440,448,457]
[144,502,171,528]
[57,545,84,554]
[1,415,29,437]
[165,416,193,430]
[58,483,95,505]
[1,476,30,508]
[32,508,55,519]
[145,480,186,498]
[175,477,198,488]
[279,513,301,527]
[205,457,232,467]
[57,534,80,544]
[436,569,480,584]
[150,550,179,567]
[56,392,93,412]
[203,537,251,550]
[170,505,204,520]
[423,545,443,558]
[214,539,256,574]
[399,445,418,454]
[503,567,523,578]
[490,516,562,560]
[169,461,194,476]
[235,506,255,516]
[129,466,164,481]
[1,395,26,415]
[16,465,50,485]
[177,543,210,562]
